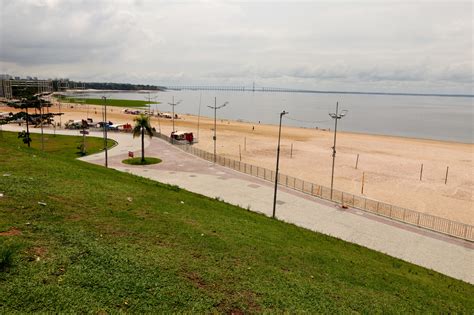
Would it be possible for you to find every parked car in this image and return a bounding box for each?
[171,131,194,144]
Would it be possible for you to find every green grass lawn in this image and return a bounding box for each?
[122,157,162,165]
[0,130,116,159]
[0,132,473,313]
[58,97,158,108]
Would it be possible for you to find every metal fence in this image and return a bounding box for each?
[154,132,473,242]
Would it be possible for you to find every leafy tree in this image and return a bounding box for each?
[52,80,165,91]
[77,120,89,156]
[1,90,57,147]
[132,114,154,162]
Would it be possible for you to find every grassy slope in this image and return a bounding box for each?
[60,97,158,108]
[0,131,116,159]
[0,133,472,313]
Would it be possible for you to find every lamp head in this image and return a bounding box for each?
[215,102,228,109]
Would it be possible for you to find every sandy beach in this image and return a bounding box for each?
[4,101,473,225]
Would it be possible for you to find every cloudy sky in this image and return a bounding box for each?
[0,0,472,94]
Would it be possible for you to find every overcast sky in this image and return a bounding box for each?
[0,0,472,94]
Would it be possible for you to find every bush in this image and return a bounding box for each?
[0,243,20,272]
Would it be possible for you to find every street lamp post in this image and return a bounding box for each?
[207,97,228,163]
[25,106,31,147]
[272,110,288,218]
[58,96,62,128]
[39,97,44,151]
[102,96,108,168]
[168,96,182,134]
[145,91,158,118]
[329,102,347,200]
[197,92,202,141]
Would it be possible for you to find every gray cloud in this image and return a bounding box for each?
[0,0,472,94]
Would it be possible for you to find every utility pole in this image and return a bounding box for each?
[25,106,31,147]
[82,120,87,155]
[207,97,228,163]
[39,96,44,151]
[197,92,202,140]
[168,96,182,134]
[272,110,288,218]
[145,91,158,117]
[102,96,108,168]
[58,96,62,128]
[329,102,348,201]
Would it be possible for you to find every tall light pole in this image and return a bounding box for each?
[25,105,31,147]
[329,102,348,200]
[39,96,44,151]
[207,97,228,163]
[35,92,50,151]
[58,94,62,128]
[145,91,158,117]
[272,110,288,218]
[197,92,202,140]
[168,96,182,134]
[102,96,108,168]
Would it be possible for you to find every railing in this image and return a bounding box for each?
[154,132,473,242]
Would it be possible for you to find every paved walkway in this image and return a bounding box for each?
[3,125,473,284]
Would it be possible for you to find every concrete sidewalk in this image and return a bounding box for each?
[3,125,473,284]
[108,136,473,284]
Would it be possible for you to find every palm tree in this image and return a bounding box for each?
[132,114,154,162]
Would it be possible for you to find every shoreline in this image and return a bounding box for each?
[51,92,473,144]
[2,100,472,148]
[175,112,474,148]
[162,111,473,145]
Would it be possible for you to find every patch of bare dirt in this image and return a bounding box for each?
[31,246,47,257]
[0,227,21,236]
[66,214,83,221]
[186,272,207,289]
[216,290,262,314]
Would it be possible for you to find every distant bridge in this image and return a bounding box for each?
[164,84,302,93]
[163,84,472,98]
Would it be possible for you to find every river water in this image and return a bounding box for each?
[77,90,473,143]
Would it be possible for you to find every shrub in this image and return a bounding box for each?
[0,243,20,272]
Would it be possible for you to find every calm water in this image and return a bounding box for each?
[79,90,473,143]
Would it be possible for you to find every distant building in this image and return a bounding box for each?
[0,77,53,99]
[0,80,12,98]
